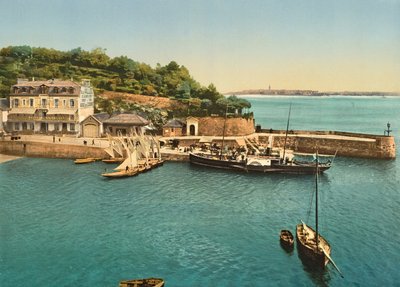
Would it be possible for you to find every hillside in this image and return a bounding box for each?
[0,46,206,99]
[0,46,252,126]
[99,91,186,110]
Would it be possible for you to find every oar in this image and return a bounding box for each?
[321,248,344,278]
[330,149,339,165]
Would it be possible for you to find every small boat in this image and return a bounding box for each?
[101,168,138,178]
[119,277,165,287]
[102,157,125,164]
[74,158,96,164]
[280,229,294,250]
[296,153,343,277]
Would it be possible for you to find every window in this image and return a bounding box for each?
[29,98,34,107]
[54,123,59,131]
[69,99,75,107]
[53,87,58,93]
[69,87,74,94]
[41,99,47,107]
[14,123,20,130]
[14,99,19,107]
[61,87,67,93]
[23,99,26,106]
[54,99,59,108]
[63,100,66,107]
[70,123,75,131]
[29,123,34,130]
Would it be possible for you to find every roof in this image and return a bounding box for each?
[103,113,149,126]
[163,119,185,128]
[13,79,80,88]
[0,98,9,111]
[93,113,111,123]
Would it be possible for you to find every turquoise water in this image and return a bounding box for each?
[1,96,400,286]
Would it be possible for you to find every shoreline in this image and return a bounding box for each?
[0,154,21,163]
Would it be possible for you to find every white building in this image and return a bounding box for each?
[7,78,94,134]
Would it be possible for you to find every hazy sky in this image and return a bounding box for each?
[1,0,399,92]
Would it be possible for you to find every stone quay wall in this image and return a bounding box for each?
[0,140,107,159]
[198,117,255,136]
[258,132,396,159]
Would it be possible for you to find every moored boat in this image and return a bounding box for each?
[102,157,125,164]
[119,277,165,287]
[101,168,139,178]
[296,153,343,277]
[296,222,330,268]
[189,152,331,174]
[189,103,331,174]
[74,158,96,164]
[280,229,294,251]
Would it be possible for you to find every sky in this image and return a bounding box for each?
[0,0,399,93]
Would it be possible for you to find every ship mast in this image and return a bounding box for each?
[282,103,292,163]
[220,104,228,160]
[315,152,319,249]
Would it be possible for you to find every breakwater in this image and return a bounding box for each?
[257,130,396,159]
[0,130,396,160]
[0,140,107,159]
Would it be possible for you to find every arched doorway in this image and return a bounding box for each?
[189,124,196,136]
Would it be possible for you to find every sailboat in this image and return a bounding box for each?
[296,154,343,276]
[102,134,125,163]
[102,137,140,178]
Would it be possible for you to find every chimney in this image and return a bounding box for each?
[17,78,28,84]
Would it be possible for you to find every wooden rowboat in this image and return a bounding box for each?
[74,158,96,164]
[102,157,125,164]
[280,229,294,251]
[119,277,165,287]
[101,168,138,178]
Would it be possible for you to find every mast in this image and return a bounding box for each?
[315,151,319,249]
[282,103,292,163]
[220,104,228,160]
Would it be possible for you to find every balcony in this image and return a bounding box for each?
[8,114,76,122]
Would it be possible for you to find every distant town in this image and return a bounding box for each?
[225,88,400,97]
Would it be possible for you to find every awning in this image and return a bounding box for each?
[46,109,77,115]
[8,108,36,114]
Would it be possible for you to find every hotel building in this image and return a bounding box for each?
[8,78,94,134]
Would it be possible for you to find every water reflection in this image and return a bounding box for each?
[297,252,332,287]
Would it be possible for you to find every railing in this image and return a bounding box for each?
[7,115,75,122]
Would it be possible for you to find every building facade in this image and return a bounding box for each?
[102,113,149,136]
[162,119,186,137]
[7,78,94,134]
[0,98,9,131]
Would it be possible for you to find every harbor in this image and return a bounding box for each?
[1,95,399,286]
[0,130,395,161]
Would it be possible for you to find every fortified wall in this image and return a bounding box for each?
[0,141,107,159]
[257,130,396,159]
[198,117,255,136]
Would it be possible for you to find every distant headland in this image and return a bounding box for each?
[225,89,400,97]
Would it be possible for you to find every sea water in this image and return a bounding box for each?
[1,96,399,286]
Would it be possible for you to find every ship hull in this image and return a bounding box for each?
[189,153,330,174]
